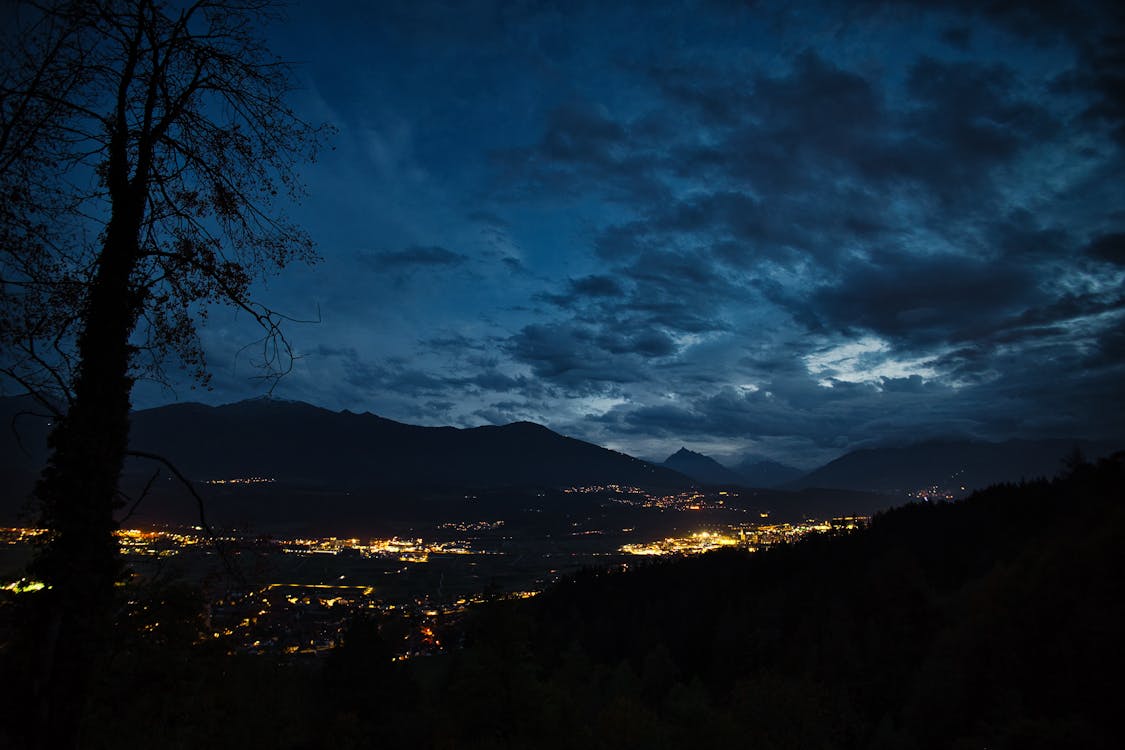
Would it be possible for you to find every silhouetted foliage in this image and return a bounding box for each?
[402,453,1124,749]
[0,1,327,745]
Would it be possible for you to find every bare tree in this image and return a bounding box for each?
[0,1,329,744]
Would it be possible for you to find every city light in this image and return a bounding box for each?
[204,476,276,485]
[1,499,867,660]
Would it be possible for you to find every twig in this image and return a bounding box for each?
[117,467,161,527]
[125,449,244,584]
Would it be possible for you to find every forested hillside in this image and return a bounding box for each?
[401,453,1123,748]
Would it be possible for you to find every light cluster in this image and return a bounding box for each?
[204,476,275,485]
[619,530,740,556]
[278,536,483,562]
[619,517,868,557]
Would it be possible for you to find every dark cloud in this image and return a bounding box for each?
[539,273,626,308]
[808,251,1040,346]
[508,323,652,391]
[899,57,1059,186]
[1005,291,1125,333]
[1085,232,1125,265]
[420,334,488,354]
[465,370,526,392]
[1086,316,1125,367]
[539,102,625,164]
[880,374,940,393]
[593,222,655,259]
[988,213,1072,261]
[466,210,509,227]
[500,256,528,275]
[1076,32,1125,145]
[364,245,468,270]
[596,329,677,357]
[883,0,1109,45]
[303,346,558,422]
[940,25,972,50]
[642,59,754,127]
[569,274,624,297]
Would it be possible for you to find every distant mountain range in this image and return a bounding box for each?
[0,396,687,492]
[661,439,1121,494]
[732,458,805,488]
[662,448,745,485]
[786,437,1121,493]
[121,398,691,491]
[3,395,1119,525]
[660,448,804,489]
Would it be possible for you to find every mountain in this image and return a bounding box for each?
[660,447,805,489]
[731,457,804,488]
[789,437,1122,494]
[0,396,692,524]
[124,398,688,491]
[662,447,745,485]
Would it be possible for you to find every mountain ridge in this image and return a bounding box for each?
[124,397,691,491]
[3,395,1120,511]
[731,456,804,488]
[787,436,1121,493]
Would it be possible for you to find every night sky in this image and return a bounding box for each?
[134,0,1125,468]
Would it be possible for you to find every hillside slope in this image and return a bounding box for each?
[412,454,1125,748]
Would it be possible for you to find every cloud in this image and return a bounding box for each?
[1085,232,1125,266]
[364,245,468,270]
[940,25,972,50]
[894,56,1059,191]
[466,210,509,227]
[597,328,677,357]
[569,274,624,297]
[807,251,1041,346]
[642,59,755,127]
[539,102,626,164]
[507,323,656,391]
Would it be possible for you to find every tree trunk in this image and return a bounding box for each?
[30,199,144,748]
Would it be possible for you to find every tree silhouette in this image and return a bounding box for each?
[0,1,328,744]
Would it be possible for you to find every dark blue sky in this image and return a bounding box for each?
[135,0,1125,467]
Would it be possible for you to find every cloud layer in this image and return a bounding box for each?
[123,0,1125,467]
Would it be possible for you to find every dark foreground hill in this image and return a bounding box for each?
[408,454,1124,749]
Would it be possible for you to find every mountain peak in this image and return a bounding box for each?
[663,446,744,486]
[670,446,700,459]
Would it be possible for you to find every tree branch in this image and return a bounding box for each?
[116,466,161,527]
[125,449,243,583]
